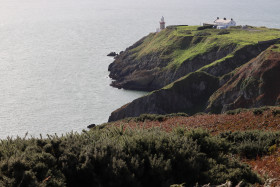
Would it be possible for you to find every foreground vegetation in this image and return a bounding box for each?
[1,124,280,186]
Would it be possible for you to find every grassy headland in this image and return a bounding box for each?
[108,26,280,121]
[130,26,280,69]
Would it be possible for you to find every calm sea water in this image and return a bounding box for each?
[0,0,279,139]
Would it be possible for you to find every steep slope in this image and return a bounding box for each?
[109,72,219,121]
[206,44,280,113]
[108,26,280,122]
[109,45,280,121]
[109,26,280,91]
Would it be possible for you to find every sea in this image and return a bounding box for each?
[0,0,279,139]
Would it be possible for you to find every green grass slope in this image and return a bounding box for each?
[109,26,280,91]
[131,26,280,69]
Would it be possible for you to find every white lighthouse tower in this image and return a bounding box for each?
[160,16,165,30]
[157,16,166,32]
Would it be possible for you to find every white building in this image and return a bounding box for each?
[214,17,236,29]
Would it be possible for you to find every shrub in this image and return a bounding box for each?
[253,109,263,115]
[0,128,263,186]
[226,108,247,115]
[272,109,280,116]
[219,131,280,158]
[197,25,213,30]
[127,113,189,122]
[135,114,166,122]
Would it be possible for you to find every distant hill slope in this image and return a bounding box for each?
[108,26,280,122]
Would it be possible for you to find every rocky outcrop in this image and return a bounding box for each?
[109,72,219,122]
[109,44,280,122]
[108,28,279,92]
[206,45,280,113]
[107,52,118,57]
[107,26,280,122]
[108,34,236,91]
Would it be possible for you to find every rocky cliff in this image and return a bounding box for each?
[109,72,219,121]
[108,26,280,122]
[206,44,280,113]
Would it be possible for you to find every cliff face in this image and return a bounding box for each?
[109,72,219,121]
[207,45,280,113]
[108,26,280,122]
[108,28,238,91]
[109,26,280,91]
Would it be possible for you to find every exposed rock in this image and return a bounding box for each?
[107,26,280,121]
[109,72,219,122]
[109,44,280,122]
[206,45,280,113]
[107,52,118,57]
[108,33,237,91]
[87,124,96,129]
[108,29,278,91]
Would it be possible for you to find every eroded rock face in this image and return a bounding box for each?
[108,72,219,122]
[108,31,238,91]
[107,27,280,121]
[108,45,280,122]
[108,31,277,92]
[206,45,280,113]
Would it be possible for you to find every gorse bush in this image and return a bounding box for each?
[220,131,280,158]
[0,128,267,187]
[226,108,247,115]
[124,113,189,122]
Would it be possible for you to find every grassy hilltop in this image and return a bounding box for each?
[131,26,280,69]
[108,26,280,121]
[109,26,280,91]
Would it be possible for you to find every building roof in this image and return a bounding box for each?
[214,19,233,24]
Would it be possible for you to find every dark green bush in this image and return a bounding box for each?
[0,128,264,186]
[219,131,280,158]
[125,113,189,122]
[252,106,270,115]
[272,109,280,116]
[226,108,247,115]
[197,25,213,30]
[253,109,263,115]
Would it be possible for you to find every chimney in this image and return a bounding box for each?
[224,17,226,20]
